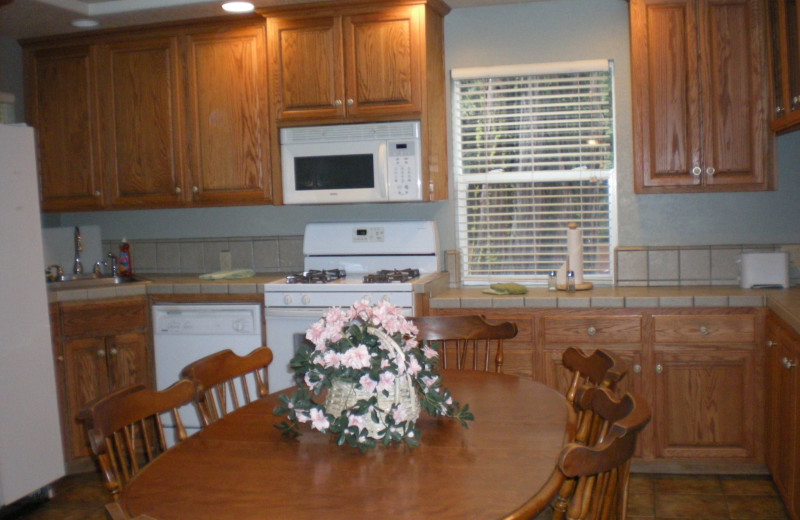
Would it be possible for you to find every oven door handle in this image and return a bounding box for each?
[264,308,327,319]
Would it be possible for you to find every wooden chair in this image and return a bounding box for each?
[411,315,518,372]
[555,387,651,520]
[179,346,273,426]
[80,380,196,518]
[552,349,630,520]
[562,347,628,407]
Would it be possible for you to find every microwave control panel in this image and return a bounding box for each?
[387,140,422,200]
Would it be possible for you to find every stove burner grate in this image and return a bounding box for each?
[285,269,346,284]
[363,268,420,284]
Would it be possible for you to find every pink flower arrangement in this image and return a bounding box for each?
[274,298,472,450]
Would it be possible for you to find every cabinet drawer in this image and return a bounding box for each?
[653,314,756,344]
[60,298,147,337]
[543,316,642,345]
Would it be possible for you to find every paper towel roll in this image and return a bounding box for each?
[567,223,584,284]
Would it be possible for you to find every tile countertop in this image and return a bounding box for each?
[45,272,450,302]
[430,285,800,334]
[45,273,800,335]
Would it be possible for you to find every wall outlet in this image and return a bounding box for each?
[219,250,232,271]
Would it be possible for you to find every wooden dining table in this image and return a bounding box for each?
[119,371,574,520]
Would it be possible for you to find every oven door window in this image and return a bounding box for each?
[294,154,374,190]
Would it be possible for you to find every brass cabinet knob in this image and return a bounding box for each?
[346,98,354,106]
[691,166,702,176]
[586,325,597,336]
[175,186,182,194]
[94,190,101,197]
[706,167,715,176]
[334,99,343,107]
[632,364,642,374]
[699,325,709,336]
[655,363,664,374]
[767,340,777,348]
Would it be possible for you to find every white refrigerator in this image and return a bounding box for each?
[0,124,65,506]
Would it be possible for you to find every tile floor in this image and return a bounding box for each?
[0,472,791,519]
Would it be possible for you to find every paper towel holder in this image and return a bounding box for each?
[555,222,593,291]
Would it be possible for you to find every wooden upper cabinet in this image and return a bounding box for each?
[267,4,423,123]
[767,0,800,133]
[23,17,271,212]
[630,0,774,193]
[184,24,272,205]
[343,6,422,118]
[267,16,345,121]
[97,36,186,208]
[24,45,104,211]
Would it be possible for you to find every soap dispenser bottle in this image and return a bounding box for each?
[118,238,132,277]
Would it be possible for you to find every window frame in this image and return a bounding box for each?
[450,59,618,285]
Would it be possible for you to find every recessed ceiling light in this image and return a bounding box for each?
[71,19,100,28]
[222,2,255,13]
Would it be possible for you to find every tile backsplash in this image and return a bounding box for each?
[101,235,304,275]
[615,244,800,287]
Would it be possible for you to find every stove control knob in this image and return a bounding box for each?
[283,294,292,305]
[301,295,311,305]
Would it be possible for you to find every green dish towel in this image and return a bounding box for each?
[482,282,528,295]
[199,269,255,280]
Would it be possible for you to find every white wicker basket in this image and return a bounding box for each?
[324,327,421,439]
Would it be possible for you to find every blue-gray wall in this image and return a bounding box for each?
[5,0,799,249]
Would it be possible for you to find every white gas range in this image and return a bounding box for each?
[263,221,440,392]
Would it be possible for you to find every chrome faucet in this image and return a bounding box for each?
[107,253,119,277]
[73,226,83,275]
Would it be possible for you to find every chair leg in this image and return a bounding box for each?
[551,478,576,520]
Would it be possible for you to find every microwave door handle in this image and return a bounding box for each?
[377,142,388,199]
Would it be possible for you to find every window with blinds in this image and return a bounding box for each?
[451,59,616,284]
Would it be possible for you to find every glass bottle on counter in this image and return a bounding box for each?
[548,271,557,291]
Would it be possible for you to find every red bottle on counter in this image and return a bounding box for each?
[119,238,132,276]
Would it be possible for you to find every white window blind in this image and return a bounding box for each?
[452,60,616,284]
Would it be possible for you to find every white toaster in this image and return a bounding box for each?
[739,251,790,289]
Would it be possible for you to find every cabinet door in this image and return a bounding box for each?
[630,0,702,191]
[107,332,149,391]
[699,0,771,189]
[25,45,104,211]
[630,0,772,192]
[267,15,345,121]
[766,318,799,515]
[98,36,186,208]
[653,347,756,459]
[342,5,422,117]
[185,24,271,205]
[62,336,110,459]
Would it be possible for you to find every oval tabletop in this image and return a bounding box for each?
[120,371,572,520]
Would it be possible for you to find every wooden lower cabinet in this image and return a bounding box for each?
[429,306,764,466]
[53,297,151,471]
[766,311,800,520]
[652,347,756,459]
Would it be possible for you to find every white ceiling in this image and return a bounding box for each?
[0,0,546,40]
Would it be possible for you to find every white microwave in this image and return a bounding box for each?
[280,121,423,204]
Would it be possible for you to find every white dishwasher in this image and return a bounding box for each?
[152,303,263,444]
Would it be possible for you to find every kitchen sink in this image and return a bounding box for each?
[46,274,145,289]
